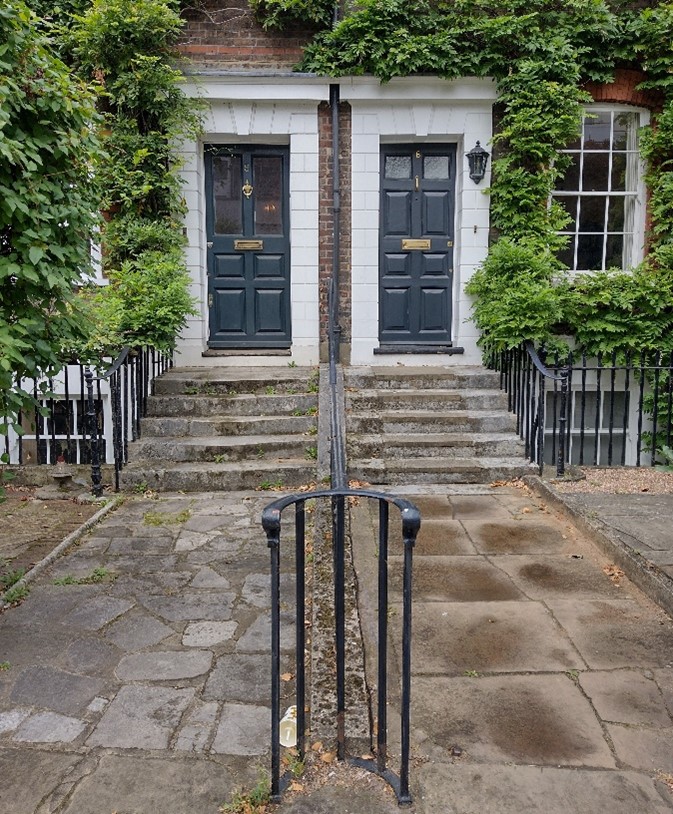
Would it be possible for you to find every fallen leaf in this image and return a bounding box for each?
[311,741,323,752]
[280,672,293,682]
[289,781,304,792]
[320,751,336,763]
[522,506,531,513]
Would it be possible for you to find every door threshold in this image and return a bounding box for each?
[203,348,291,357]
[374,344,465,355]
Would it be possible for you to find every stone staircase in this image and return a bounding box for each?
[344,366,530,485]
[120,367,319,492]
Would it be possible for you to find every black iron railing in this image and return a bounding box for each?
[487,342,673,476]
[3,347,171,492]
[262,488,420,805]
[85,347,172,495]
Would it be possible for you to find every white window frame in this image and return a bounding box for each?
[552,105,649,274]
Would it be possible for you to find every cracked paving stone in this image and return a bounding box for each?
[87,685,194,749]
[175,700,219,752]
[104,610,174,651]
[62,596,134,631]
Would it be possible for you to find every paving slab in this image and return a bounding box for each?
[462,517,573,554]
[204,653,270,704]
[103,609,175,650]
[390,518,478,555]
[579,669,673,726]
[547,598,673,669]
[87,684,194,749]
[389,556,524,602]
[211,702,269,755]
[13,710,87,743]
[607,724,673,773]
[494,553,625,599]
[115,650,213,681]
[0,749,83,814]
[406,600,584,674]
[412,674,614,767]
[140,590,235,621]
[9,665,104,716]
[415,763,673,814]
[62,636,123,675]
[60,754,248,814]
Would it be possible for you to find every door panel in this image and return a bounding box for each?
[380,145,456,345]
[205,145,291,348]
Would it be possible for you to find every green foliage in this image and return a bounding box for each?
[219,775,271,814]
[633,2,673,92]
[563,268,673,356]
[465,239,566,350]
[251,0,335,31]
[299,0,620,82]
[654,444,673,471]
[68,0,201,352]
[0,568,26,590]
[86,249,196,352]
[2,583,29,605]
[0,0,102,433]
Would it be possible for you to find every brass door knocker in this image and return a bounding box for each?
[242,181,253,199]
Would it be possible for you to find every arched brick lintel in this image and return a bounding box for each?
[583,69,663,111]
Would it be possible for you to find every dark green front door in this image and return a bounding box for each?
[205,145,291,348]
[379,145,456,345]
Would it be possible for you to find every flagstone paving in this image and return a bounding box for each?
[0,484,672,813]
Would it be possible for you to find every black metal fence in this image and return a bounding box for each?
[487,341,673,476]
[262,488,420,805]
[3,346,171,491]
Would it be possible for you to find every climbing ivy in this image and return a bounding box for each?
[250,0,335,30]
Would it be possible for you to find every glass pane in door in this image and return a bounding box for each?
[254,156,283,235]
[213,155,243,235]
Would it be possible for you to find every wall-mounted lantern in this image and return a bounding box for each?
[466,141,490,184]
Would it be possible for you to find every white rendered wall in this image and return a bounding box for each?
[343,77,496,366]
[176,78,330,367]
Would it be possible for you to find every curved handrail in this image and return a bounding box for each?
[524,340,568,382]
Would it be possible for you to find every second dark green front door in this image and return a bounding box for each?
[205,145,291,348]
[379,145,456,345]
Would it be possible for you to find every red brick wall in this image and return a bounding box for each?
[318,100,352,362]
[584,69,662,111]
[179,1,313,70]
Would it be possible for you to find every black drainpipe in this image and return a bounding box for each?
[328,81,341,368]
[328,80,346,490]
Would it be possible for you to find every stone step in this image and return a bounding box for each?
[120,460,317,492]
[153,366,318,396]
[347,410,518,435]
[346,388,508,411]
[146,393,318,418]
[348,432,525,459]
[140,414,317,438]
[349,457,532,485]
[344,365,501,391]
[128,435,317,464]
